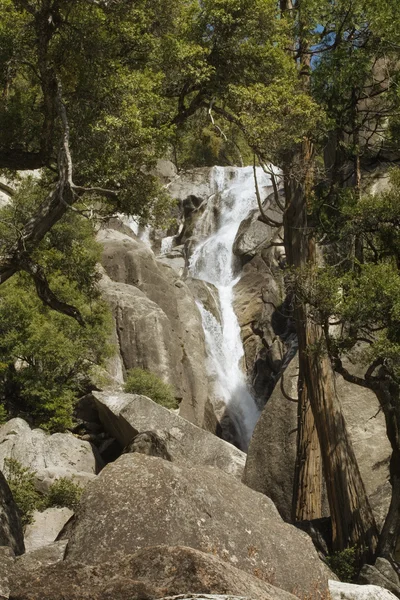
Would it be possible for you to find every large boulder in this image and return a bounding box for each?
[24,508,74,552]
[0,419,99,493]
[10,546,298,600]
[0,471,24,555]
[242,359,299,522]
[91,391,245,479]
[359,558,400,598]
[64,453,333,596]
[329,580,398,599]
[98,227,211,428]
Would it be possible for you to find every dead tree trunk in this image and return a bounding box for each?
[283,145,379,561]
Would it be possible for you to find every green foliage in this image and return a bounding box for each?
[0,182,113,432]
[124,368,178,409]
[3,458,41,527]
[43,477,83,511]
[326,547,356,583]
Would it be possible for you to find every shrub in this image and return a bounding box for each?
[43,477,83,510]
[124,368,178,409]
[3,458,41,526]
[326,547,356,582]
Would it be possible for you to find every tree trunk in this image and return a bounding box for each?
[283,145,379,561]
[292,371,323,521]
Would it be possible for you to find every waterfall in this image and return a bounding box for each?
[189,166,272,450]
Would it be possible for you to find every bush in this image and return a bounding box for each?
[124,368,178,409]
[326,547,356,582]
[3,458,41,526]
[43,477,83,510]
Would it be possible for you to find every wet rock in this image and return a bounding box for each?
[64,453,333,596]
[91,391,245,479]
[10,546,298,600]
[0,419,99,494]
[24,508,74,553]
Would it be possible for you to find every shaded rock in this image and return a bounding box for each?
[0,419,100,494]
[98,227,211,428]
[122,431,172,461]
[186,278,221,323]
[243,358,298,522]
[337,367,391,529]
[91,391,245,479]
[233,212,274,261]
[10,546,297,600]
[233,257,287,406]
[243,354,391,528]
[0,546,14,600]
[329,580,398,599]
[64,453,333,596]
[15,540,67,572]
[24,508,74,553]
[359,559,400,598]
[0,473,24,556]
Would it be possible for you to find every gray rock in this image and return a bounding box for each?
[15,540,67,572]
[10,545,298,600]
[186,278,221,323]
[0,419,100,494]
[233,212,274,260]
[337,368,391,529]
[0,473,24,556]
[233,256,286,406]
[98,227,211,428]
[91,391,245,479]
[243,359,299,522]
[329,580,399,599]
[24,508,74,552]
[0,546,14,600]
[243,354,391,528]
[122,431,172,461]
[64,453,333,596]
[359,560,400,598]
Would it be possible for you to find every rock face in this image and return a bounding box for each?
[242,359,299,522]
[92,391,245,479]
[0,471,24,555]
[98,226,211,428]
[64,453,333,596]
[10,546,298,600]
[233,256,290,407]
[329,580,399,600]
[24,508,74,552]
[359,558,400,598]
[0,419,100,493]
[244,354,391,527]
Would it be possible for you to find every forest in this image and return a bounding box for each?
[2,0,400,584]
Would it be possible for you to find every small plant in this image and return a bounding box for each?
[43,477,83,510]
[124,368,178,409]
[326,547,356,582]
[3,458,41,526]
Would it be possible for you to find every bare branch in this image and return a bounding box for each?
[253,157,283,228]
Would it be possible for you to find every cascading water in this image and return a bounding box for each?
[189,166,273,450]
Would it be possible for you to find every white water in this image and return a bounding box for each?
[189,166,273,450]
